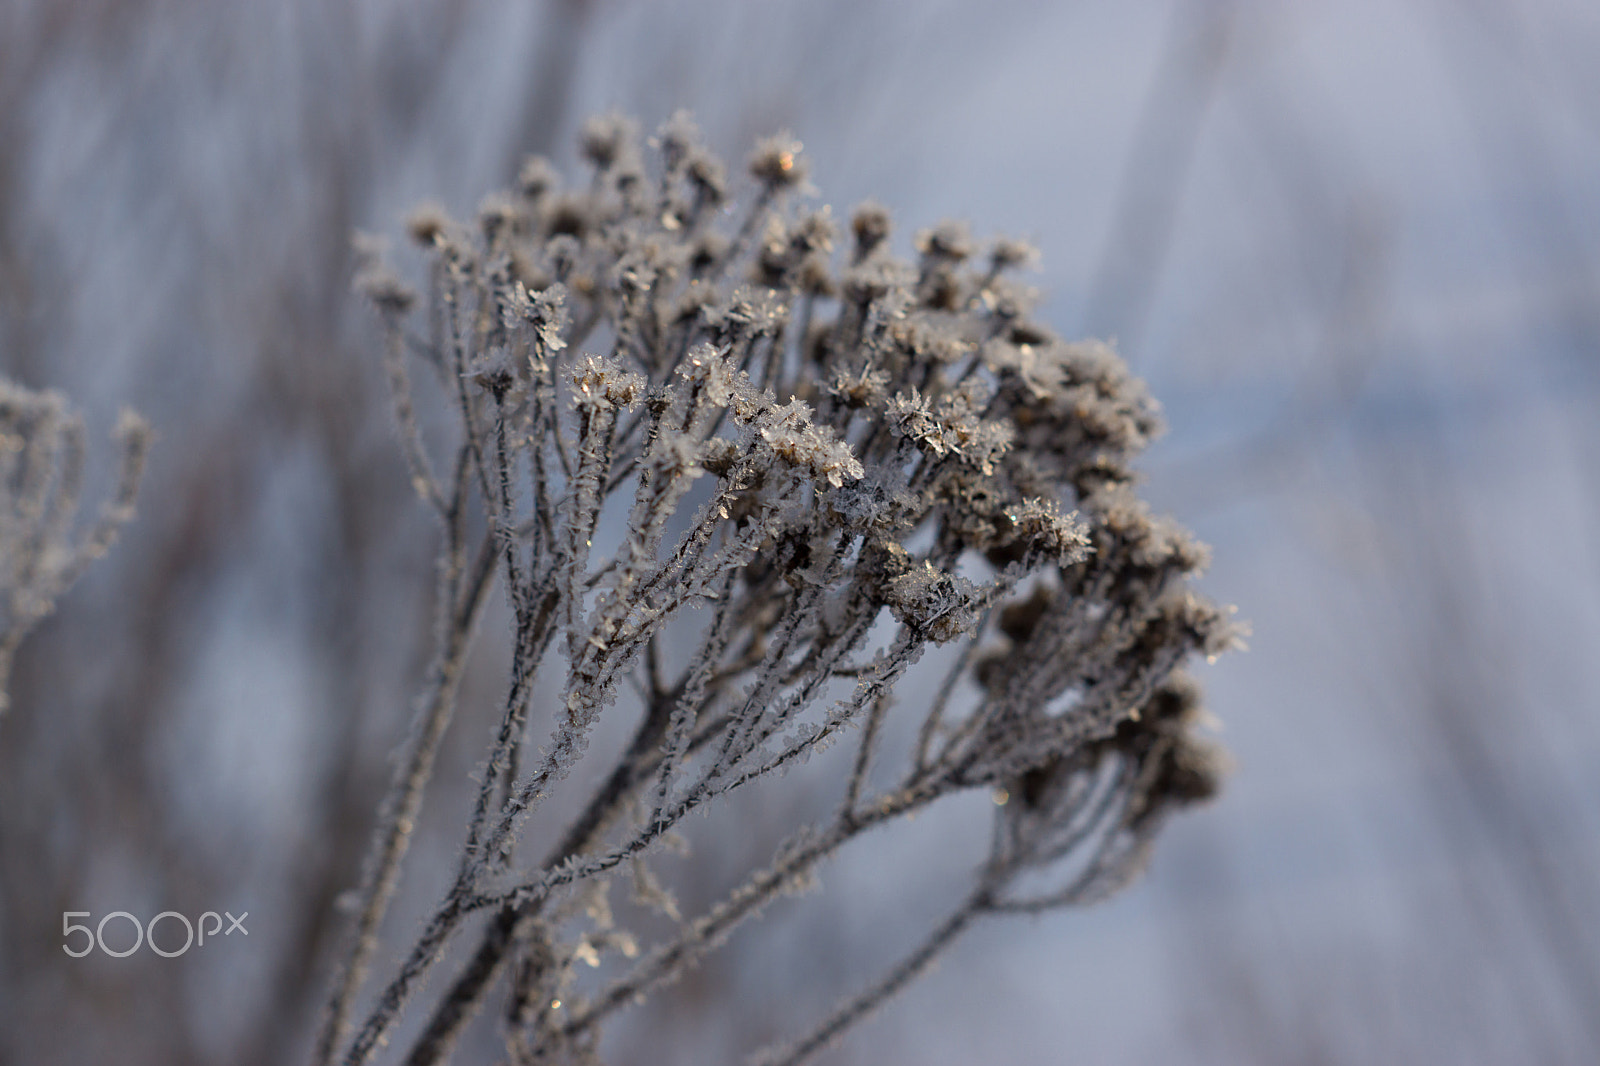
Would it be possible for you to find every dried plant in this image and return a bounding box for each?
[327,111,1238,1066]
[0,379,149,716]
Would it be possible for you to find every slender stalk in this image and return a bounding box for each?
[750,891,989,1066]
[316,530,497,1066]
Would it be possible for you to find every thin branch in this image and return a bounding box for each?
[316,528,498,1066]
[749,889,989,1066]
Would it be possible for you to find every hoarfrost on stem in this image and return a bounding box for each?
[327,110,1241,1066]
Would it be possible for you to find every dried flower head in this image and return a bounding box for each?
[579,112,641,171]
[749,132,809,190]
[337,112,1237,1066]
[405,202,453,247]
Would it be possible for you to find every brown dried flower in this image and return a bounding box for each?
[336,112,1237,1066]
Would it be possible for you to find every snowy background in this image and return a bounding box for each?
[2,1,1598,1063]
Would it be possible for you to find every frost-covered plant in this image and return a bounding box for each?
[0,379,148,716]
[327,112,1237,1066]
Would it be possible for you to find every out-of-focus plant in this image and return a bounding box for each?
[0,379,148,716]
[326,112,1238,1066]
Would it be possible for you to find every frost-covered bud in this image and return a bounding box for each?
[840,259,906,309]
[656,110,701,172]
[883,562,984,643]
[1112,677,1230,831]
[477,193,527,245]
[983,336,1064,399]
[580,112,640,170]
[679,342,760,419]
[797,253,835,297]
[686,151,728,207]
[979,275,1040,320]
[749,133,807,190]
[405,202,452,247]
[354,266,417,314]
[755,218,795,288]
[688,231,729,275]
[467,349,517,398]
[645,433,706,482]
[885,386,1012,474]
[758,399,864,489]
[543,193,591,238]
[544,234,581,282]
[1150,733,1227,807]
[1093,488,1210,574]
[886,315,970,366]
[792,210,835,255]
[517,155,560,200]
[989,236,1041,273]
[506,282,569,360]
[850,201,892,262]
[830,365,890,409]
[697,437,741,478]
[802,432,865,489]
[1007,498,1090,565]
[570,355,645,410]
[703,285,788,339]
[915,220,974,263]
[1151,593,1243,660]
